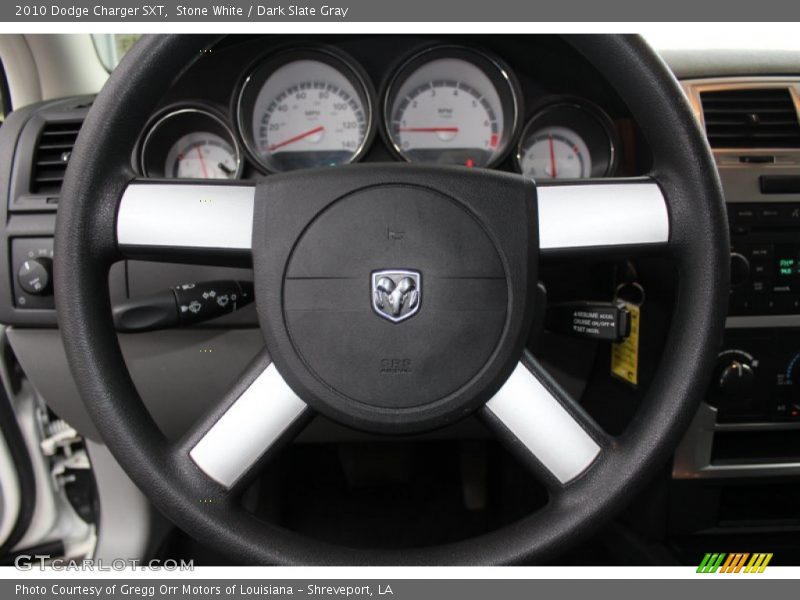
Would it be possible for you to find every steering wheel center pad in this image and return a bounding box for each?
[254,165,538,433]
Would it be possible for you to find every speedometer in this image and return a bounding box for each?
[385,47,519,167]
[236,49,374,173]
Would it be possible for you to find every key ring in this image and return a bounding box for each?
[615,281,645,307]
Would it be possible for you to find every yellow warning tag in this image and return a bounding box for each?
[611,301,640,387]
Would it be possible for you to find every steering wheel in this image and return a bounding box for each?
[54,34,728,564]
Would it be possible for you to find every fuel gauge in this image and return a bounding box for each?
[518,126,591,179]
[516,101,618,181]
[165,132,239,179]
[140,107,243,179]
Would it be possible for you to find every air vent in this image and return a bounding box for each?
[700,88,800,148]
[30,121,81,195]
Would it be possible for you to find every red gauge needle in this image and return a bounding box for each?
[548,134,557,178]
[396,127,459,133]
[268,126,325,152]
[195,146,209,179]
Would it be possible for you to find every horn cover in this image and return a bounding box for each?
[254,165,537,433]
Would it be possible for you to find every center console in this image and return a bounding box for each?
[674,78,800,485]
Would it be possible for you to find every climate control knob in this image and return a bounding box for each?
[17,257,53,296]
[718,360,756,398]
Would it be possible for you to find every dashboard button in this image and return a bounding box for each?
[751,260,771,279]
[749,245,773,260]
[758,207,782,222]
[729,205,756,224]
[769,295,794,313]
[17,257,52,296]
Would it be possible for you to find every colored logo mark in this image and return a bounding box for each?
[697,552,773,573]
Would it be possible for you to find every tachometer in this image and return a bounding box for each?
[385,46,519,167]
[237,49,374,173]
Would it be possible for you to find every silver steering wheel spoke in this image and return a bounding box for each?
[537,179,669,253]
[114,178,670,266]
[116,180,256,265]
[182,351,312,491]
[483,353,607,488]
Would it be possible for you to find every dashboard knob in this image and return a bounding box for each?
[730,252,750,287]
[17,257,53,296]
[718,360,755,398]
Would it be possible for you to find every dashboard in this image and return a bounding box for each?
[133,35,641,183]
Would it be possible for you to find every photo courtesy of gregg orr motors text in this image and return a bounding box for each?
[15,584,390,597]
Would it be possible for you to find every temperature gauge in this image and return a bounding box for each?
[165,132,239,179]
[140,107,243,179]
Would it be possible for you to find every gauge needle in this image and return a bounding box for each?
[548,135,557,179]
[196,146,210,179]
[218,163,235,176]
[268,126,325,151]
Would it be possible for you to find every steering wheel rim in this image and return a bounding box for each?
[54,34,729,564]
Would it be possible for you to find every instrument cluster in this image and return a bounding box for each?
[137,43,621,181]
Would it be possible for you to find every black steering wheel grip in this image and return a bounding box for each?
[54,34,728,564]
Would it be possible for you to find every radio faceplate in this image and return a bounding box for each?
[728,203,800,316]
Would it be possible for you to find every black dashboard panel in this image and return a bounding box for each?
[141,35,646,180]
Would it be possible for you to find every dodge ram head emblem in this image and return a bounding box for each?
[371,270,421,323]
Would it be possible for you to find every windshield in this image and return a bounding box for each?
[645,31,800,51]
[91,34,141,71]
